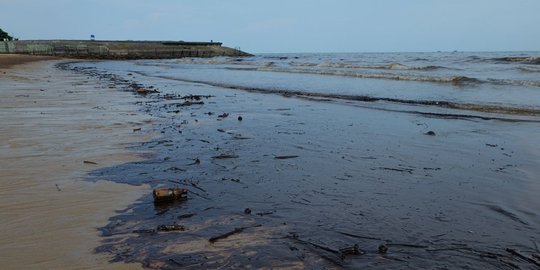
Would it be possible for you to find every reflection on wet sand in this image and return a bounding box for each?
[0,59,155,269]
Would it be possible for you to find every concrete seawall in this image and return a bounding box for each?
[0,40,251,59]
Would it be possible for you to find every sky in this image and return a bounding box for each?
[1,0,539,53]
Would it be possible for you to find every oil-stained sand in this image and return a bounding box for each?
[72,63,540,269]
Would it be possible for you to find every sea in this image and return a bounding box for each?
[82,51,540,119]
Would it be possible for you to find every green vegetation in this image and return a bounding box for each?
[0,28,13,41]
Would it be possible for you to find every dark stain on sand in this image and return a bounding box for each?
[66,63,540,269]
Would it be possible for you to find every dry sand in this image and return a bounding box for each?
[0,56,156,269]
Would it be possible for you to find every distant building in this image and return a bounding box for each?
[90,35,95,41]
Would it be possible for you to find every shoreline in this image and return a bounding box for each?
[1,55,539,268]
[0,54,59,69]
[0,58,155,269]
[70,60,540,268]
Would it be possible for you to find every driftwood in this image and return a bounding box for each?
[177,213,195,220]
[157,224,185,232]
[212,154,239,159]
[132,229,156,234]
[180,94,213,100]
[209,224,261,243]
[188,180,207,193]
[506,248,540,267]
[274,155,299,160]
[288,234,364,266]
[188,190,211,200]
[337,231,382,241]
[177,101,204,107]
[290,235,340,255]
[387,243,429,249]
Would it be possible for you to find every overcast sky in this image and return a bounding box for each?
[1,0,539,53]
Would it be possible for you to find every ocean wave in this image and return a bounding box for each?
[256,67,480,85]
[493,57,540,65]
[487,78,540,88]
[518,66,540,72]
[313,62,447,71]
[124,69,540,120]
[226,66,540,88]
[136,71,540,118]
[170,57,258,66]
[288,61,318,67]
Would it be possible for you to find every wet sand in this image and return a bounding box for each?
[0,58,156,269]
[63,62,540,269]
[0,54,58,69]
[2,55,540,269]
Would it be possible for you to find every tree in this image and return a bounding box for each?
[0,28,13,41]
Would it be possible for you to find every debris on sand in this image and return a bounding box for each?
[136,88,150,95]
[212,154,239,159]
[180,94,213,100]
[83,160,98,165]
[177,213,195,220]
[157,224,185,232]
[339,244,365,257]
[274,155,299,160]
[425,130,436,136]
[378,243,388,254]
[177,101,204,107]
[209,224,262,243]
[218,113,229,118]
[153,188,188,203]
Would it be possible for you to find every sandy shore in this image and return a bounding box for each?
[2,55,540,269]
[0,56,156,269]
[0,54,58,69]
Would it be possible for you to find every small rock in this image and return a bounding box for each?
[238,116,243,121]
[244,208,252,214]
[425,131,436,136]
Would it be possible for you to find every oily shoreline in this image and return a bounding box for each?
[66,61,540,269]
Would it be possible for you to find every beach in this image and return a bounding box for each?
[0,56,153,269]
[1,54,540,269]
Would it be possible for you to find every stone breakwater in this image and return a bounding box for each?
[0,40,251,59]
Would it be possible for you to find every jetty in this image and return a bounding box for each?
[0,40,251,59]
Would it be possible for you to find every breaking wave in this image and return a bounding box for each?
[252,67,482,85]
[224,66,540,88]
[289,61,448,71]
[493,57,540,65]
[132,71,540,119]
[518,66,540,72]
